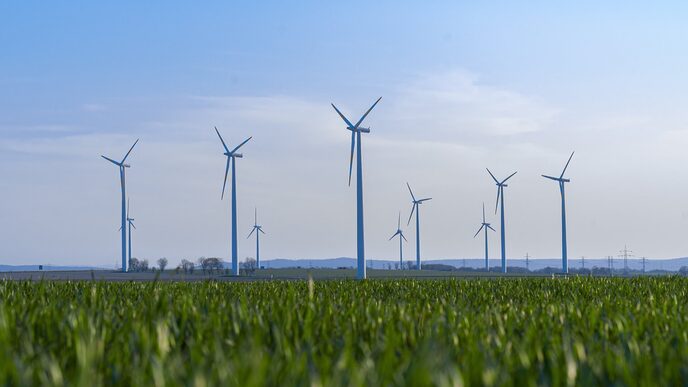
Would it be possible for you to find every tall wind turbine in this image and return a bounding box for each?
[247,208,265,270]
[119,199,137,267]
[542,152,575,274]
[486,169,517,273]
[215,127,252,276]
[473,203,495,270]
[406,183,432,270]
[331,97,382,280]
[388,212,407,269]
[102,139,139,272]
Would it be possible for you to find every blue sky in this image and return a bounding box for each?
[2,1,688,267]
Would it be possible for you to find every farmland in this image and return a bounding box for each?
[0,277,687,386]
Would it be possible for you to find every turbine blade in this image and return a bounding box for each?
[331,103,355,128]
[487,224,496,232]
[406,182,416,201]
[348,131,355,186]
[542,175,560,181]
[397,211,401,229]
[101,155,121,166]
[494,187,501,214]
[353,96,382,129]
[231,136,252,154]
[221,157,230,200]
[259,228,266,234]
[482,202,486,222]
[401,233,407,242]
[215,127,230,152]
[247,227,255,239]
[407,203,416,226]
[130,222,136,230]
[120,139,139,164]
[501,171,518,184]
[389,231,397,241]
[419,197,432,202]
[473,225,484,238]
[560,151,575,178]
[118,226,122,232]
[486,168,499,184]
[254,207,257,225]
[127,198,130,218]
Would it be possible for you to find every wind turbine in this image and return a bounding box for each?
[102,139,139,272]
[473,203,495,271]
[119,199,136,267]
[406,183,432,270]
[486,169,517,273]
[331,97,382,280]
[247,208,265,270]
[215,127,252,276]
[542,152,575,274]
[388,212,407,269]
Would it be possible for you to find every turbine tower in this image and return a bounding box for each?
[542,151,575,274]
[247,208,266,270]
[102,139,139,272]
[388,212,407,269]
[473,203,495,271]
[406,183,432,270]
[487,169,517,273]
[118,199,136,267]
[215,127,252,276]
[331,97,382,280]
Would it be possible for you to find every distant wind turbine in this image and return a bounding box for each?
[119,199,136,267]
[215,127,252,276]
[406,183,432,270]
[102,139,139,272]
[331,97,382,280]
[388,212,407,269]
[247,208,266,270]
[473,203,495,270]
[486,169,517,273]
[542,151,575,274]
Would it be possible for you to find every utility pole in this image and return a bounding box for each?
[618,245,634,274]
[581,256,585,270]
[463,258,466,269]
[525,253,530,272]
[642,256,646,274]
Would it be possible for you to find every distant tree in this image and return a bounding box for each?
[198,257,223,274]
[198,257,208,274]
[128,258,138,272]
[242,257,257,275]
[128,258,148,272]
[679,266,688,276]
[394,263,399,270]
[157,257,168,272]
[181,259,194,274]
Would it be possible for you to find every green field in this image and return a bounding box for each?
[1,277,687,386]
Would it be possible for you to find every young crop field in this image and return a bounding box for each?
[0,277,687,386]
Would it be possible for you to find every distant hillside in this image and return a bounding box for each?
[261,257,688,272]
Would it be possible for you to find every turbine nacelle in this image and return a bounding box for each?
[346,126,371,133]
[542,174,570,183]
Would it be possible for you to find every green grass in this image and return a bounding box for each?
[1,277,687,386]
